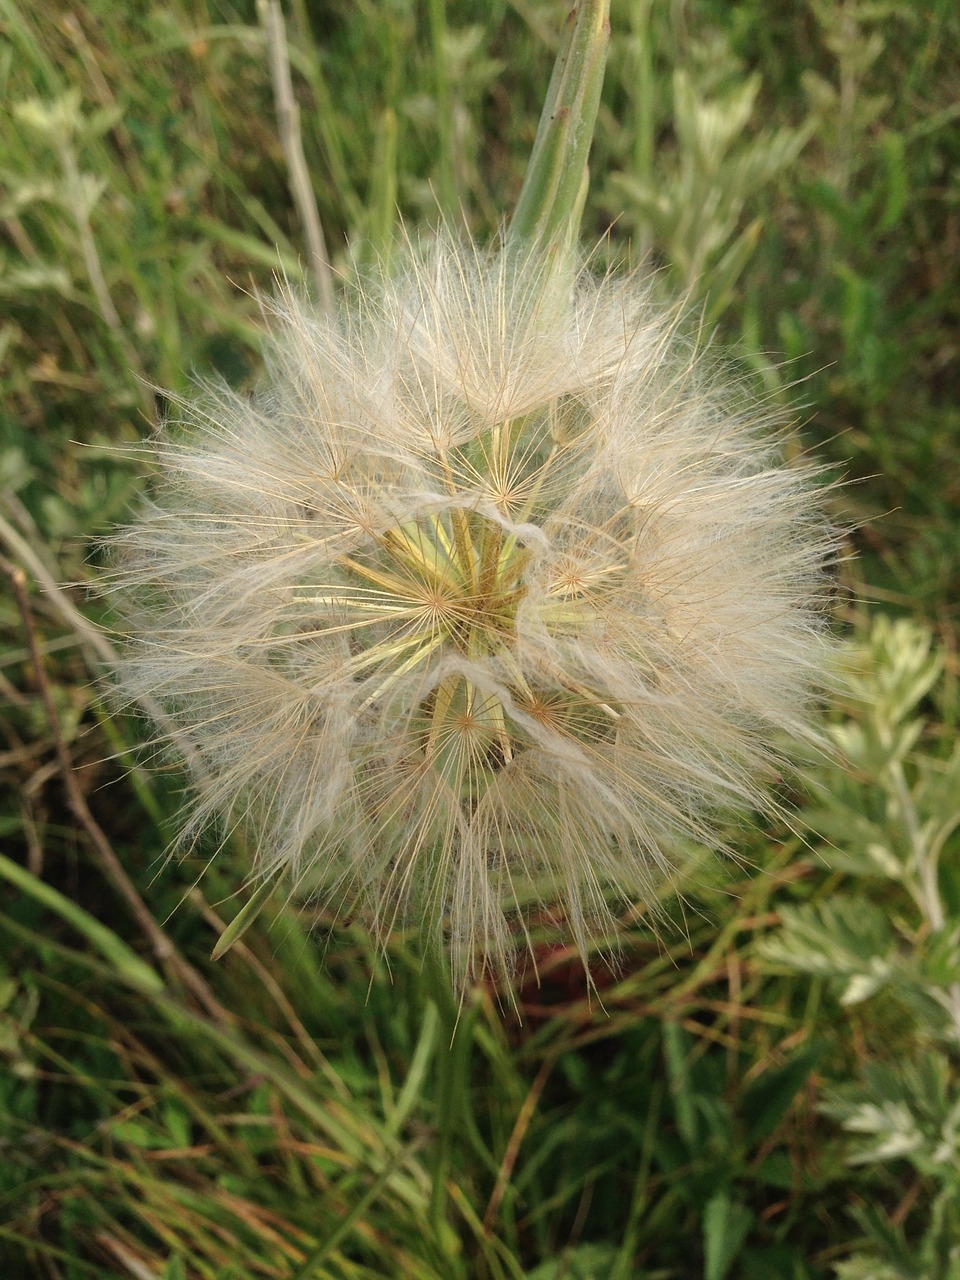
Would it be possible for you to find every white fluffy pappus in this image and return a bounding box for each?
[106,238,836,985]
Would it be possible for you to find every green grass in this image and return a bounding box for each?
[1,1,958,1276]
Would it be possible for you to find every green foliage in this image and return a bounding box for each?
[1,0,958,1277]
[763,617,960,1278]
[605,34,812,321]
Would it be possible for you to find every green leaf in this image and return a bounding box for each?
[525,1244,619,1280]
[162,1255,187,1280]
[110,1120,163,1150]
[210,867,287,960]
[662,1020,699,1149]
[877,131,908,234]
[703,1192,753,1280]
[743,1045,825,1145]
[759,897,897,1003]
[0,854,163,994]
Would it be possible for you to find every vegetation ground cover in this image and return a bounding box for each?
[1,2,958,1277]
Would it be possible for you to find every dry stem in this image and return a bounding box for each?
[3,554,227,1023]
[259,0,335,314]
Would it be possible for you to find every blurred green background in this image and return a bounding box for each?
[1,2,958,1277]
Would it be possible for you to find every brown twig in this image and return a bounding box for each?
[3,554,227,1023]
[482,1054,553,1233]
[258,0,335,314]
[0,503,215,790]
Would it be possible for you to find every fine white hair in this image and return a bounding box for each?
[105,236,837,987]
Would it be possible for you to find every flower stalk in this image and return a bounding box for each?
[507,0,611,252]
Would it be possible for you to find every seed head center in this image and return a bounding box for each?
[377,510,527,652]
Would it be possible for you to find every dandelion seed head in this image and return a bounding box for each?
[107,237,835,986]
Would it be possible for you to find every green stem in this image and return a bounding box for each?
[507,0,610,253]
[420,942,481,1258]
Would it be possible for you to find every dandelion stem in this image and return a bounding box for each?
[420,941,480,1246]
[507,0,610,253]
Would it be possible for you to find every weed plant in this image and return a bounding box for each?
[1,2,958,1277]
